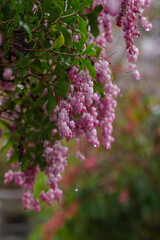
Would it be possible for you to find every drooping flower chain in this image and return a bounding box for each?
[92,0,152,79]
[4,59,120,211]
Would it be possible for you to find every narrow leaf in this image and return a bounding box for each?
[84,43,96,55]
[77,15,87,32]
[52,32,65,49]
[80,58,96,79]
[86,5,102,37]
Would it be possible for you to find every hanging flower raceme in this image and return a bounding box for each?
[92,0,152,79]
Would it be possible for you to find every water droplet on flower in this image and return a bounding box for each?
[75,188,78,192]
[146,28,150,31]
[94,144,97,148]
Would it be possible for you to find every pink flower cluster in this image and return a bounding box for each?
[92,0,121,16]
[48,60,120,153]
[4,162,40,212]
[3,45,120,213]
[0,32,2,46]
[36,61,119,208]
[40,141,68,205]
[0,67,15,91]
[98,12,113,43]
[22,191,40,212]
[91,0,152,79]
[92,0,121,50]
[94,60,120,149]
[49,67,100,149]
[2,68,13,79]
[4,142,68,210]
[141,16,152,31]
[76,151,86,162]
[116,0,152,79]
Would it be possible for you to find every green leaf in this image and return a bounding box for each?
[29,15,38,23]
[53,0,64,12]
[73,0,80,11]
[0,138,13,152]
[55,72,70,98]
[93,81,104,96]
[84,43,96,56]
[16,55,28,77]
[20,22,32,41]
[58,26,72,46]
[79,0,93,10]
[48,7,61,22]
[16,55,30,68]
[79,32,87,49]
[72,31,86,51]
[50,24,57,33]
[73,60,80,66]
[8,152,19,164]
[95,46,102,56]
[34,172,49,198]
[53,54,62,74]
[46,87,57,114]
[18,68,27,78]
[26,1,34,14]
[41,39,50,50]
[34,31,44,41]
[78,63,85,72]
[80,58,96,78]
[77,15,87,32]
[0,119,10,130]
[52,32,65,49]
[42,0,52,13]
[61,15,75,23]
[20,155,29,171]
[55,81,70,98]
[86,5,102,37]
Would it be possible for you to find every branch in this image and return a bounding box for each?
[37,40,56,63]
[0,19,14,26]
[6,41,78,56]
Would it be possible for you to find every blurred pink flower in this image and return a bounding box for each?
[3,68,13,79]
[119,189,129,204]
[0,33,3,45]
[84,157,97,170]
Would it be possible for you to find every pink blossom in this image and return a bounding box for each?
[76,151,86,162]
[52,129,57,135]
[7,147,14,160]
[119,189,129,204]
[141,16,152,31]
[3,68,13,79]
[42,141,68,205]
[4,170,14,185]
[0,33,3,46]
[42,88,48,96]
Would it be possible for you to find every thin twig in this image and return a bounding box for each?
[6,41,78,56]
[61,12,76,19]
[0,19,14,26]
[27,72,45,82]
[38,40,56,63]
